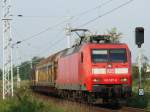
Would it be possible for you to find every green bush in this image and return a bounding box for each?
[127,79,150,111]
[127,92,150,108]
[7,95,44,112]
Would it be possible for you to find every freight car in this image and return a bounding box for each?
[31,35,132,104]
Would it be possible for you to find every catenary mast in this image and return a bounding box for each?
[2,0,13,99]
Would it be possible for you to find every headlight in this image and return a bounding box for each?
[120,77,128,82]
[92,68,106,74]
[115,68,128,74]
[93,78,100,82]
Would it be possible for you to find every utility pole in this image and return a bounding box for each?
[64,16,73,48]
[15,45,21,88]
[138,47,143,88]
[2,0,13,99]
[30,60,33,69]
[65,23,71,48]
[16,66,20,88]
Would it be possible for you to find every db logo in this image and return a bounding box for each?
[107,68,115,74]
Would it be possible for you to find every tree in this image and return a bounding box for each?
[132,64,139,80]
[14,56,44,80]
[141,55,150,79]
[32,56,44,67]
[19,61,31,80]
[107,27,122,43]
[141,55,149,72]
[0,68,2,80]
[135,54,150,79]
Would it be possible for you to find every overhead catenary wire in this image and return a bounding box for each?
[8,0,114,45]
[70,0,115,27]
[13,15,68,19]
[34,0,134,54]
[11,0,116,50]
[16,36,66,69]
[11,27,37,62]
[13,0,114,45]
[12,0,134,50]
[14,0,114,20]
[11,26,51,54]
[12,0,132,47]
[78,0,134,28]
[11,22,66,60]
[13,15,66,19]
[14,19,68,44]
[74,0,114,19]
[36,33,66,57]
[12,0,114,20]
[12,30,66,67]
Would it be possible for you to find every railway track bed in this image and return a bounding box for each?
[33,92,145,112]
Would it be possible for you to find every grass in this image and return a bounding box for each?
[0,95,64,112]
[0,80,65,112]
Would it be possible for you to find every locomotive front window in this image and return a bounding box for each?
[92,49,127,63]
[109,49,126,62]
[92,50,108,62]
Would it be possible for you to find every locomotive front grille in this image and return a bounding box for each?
[92,84,131,97]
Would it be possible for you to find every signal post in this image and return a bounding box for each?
[135,27,144,96]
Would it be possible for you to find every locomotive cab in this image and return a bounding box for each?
[80,37,132,98]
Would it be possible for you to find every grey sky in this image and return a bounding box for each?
[0,0,150,66]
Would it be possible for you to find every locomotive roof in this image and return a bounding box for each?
[36,49,67,67]
[36,46,80,67]
[85,43,128,47]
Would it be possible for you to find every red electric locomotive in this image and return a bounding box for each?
[31,34,132,103]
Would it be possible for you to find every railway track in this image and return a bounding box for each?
[121,107,145,112]
[33,92,145,112]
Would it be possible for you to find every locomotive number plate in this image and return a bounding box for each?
[104,78,117,82]
[107,68,115,74]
